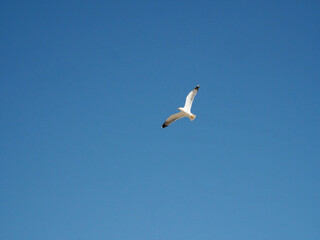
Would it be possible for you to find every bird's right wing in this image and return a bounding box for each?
[162,112,185,128]
[184,85,200,111]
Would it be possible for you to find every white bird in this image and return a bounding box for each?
[162,85,200,128]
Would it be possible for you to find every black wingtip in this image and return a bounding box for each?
[162,123,168,128]
[195,85,200,90]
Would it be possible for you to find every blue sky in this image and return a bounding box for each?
[1,0,320,239]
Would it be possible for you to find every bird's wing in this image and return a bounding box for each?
[162,112,185,128]
[184,85,200,111]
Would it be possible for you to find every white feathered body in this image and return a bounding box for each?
[178,107,196,121]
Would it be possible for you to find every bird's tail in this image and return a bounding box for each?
[190,114,196,121]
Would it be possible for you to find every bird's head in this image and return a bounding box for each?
[178,107,183,111]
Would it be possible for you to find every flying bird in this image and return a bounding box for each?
[162,85,200,128]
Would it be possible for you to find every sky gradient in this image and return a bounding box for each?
[1,1,320,239]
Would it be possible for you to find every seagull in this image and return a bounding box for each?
[162,85,200,128]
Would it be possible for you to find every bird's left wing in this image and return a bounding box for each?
[184,85,200,111]
[162,112,185,128]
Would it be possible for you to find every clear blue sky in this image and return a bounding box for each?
[1,1,320,239]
